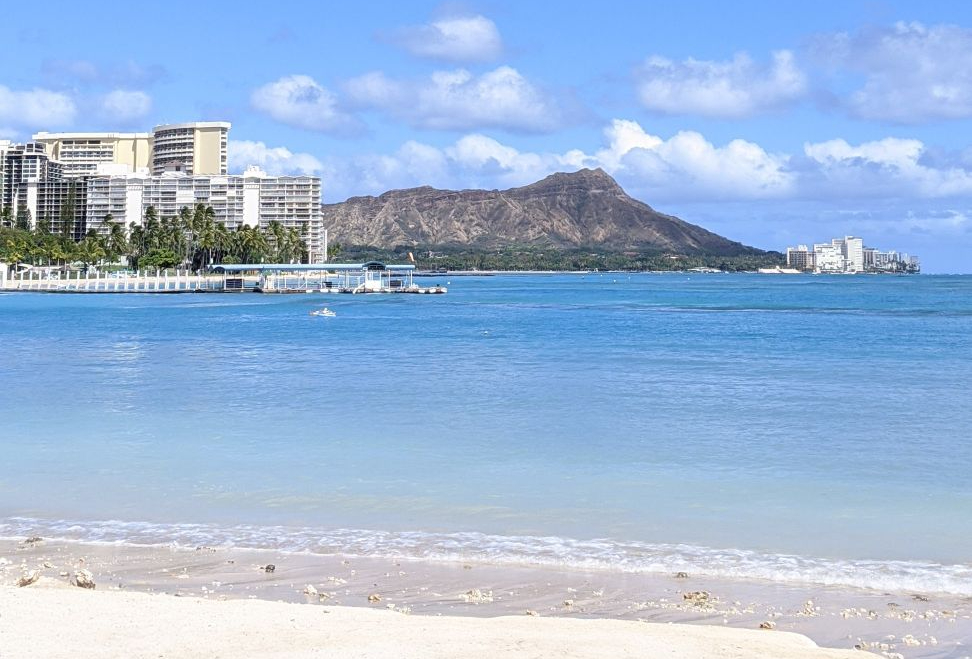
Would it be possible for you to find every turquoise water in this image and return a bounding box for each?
[1,274,971,593]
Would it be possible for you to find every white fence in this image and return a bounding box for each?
[2,269,225,293]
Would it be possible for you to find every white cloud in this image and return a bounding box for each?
[101,90,151,123]
[803,137,972,198]
[228,140,323,176]
[636,50,806,118]
[313,119,972,209]
[0,85,75,128]
[251,75,361,134]
[345,66,563,132]
[394,15,502,62]
[811,22,972,123]
[317,119,793,203]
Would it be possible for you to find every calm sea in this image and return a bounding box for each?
[1,274,970,594]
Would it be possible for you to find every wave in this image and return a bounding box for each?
[2,516,969,596]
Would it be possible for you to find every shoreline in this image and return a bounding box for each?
[1,537,966,658]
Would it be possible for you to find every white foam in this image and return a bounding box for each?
[2,516,969,596]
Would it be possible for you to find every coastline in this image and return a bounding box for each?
[2,538,966,658]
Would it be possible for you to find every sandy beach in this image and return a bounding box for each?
[1,584,866,659]
[2,538,968,658]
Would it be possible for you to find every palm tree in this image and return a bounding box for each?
[103,216,128,265]
[128,223,146,270]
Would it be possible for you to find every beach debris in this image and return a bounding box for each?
[674,572,689,579]
[912,594,930,602]
[73,569,96,589]
[23,536,43,545]
[461,588,493,604]
[263,564,276,573]
[525,610,539,617]
[759,621,776,630]
[563,599,574,608]
[682,591,711,606]
[17,570,40,587]
[368,593,382,603]
[303,584,318,597]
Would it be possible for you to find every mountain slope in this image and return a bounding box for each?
[321,168,761,256]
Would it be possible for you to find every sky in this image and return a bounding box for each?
[2,1,972,272]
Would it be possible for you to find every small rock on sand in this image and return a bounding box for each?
[74,569,96,589]
[683,591,711,606]
[17,570,40,587]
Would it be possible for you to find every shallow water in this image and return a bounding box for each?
[1,274,970,593]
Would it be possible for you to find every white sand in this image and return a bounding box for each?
[0,584,868,659]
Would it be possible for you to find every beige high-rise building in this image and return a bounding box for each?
[32,121,230,178]
[151,122,229,175]
[31,132,152,177]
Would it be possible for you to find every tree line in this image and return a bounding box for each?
[0,203,309,271]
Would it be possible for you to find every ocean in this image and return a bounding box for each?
[1,274,970,595]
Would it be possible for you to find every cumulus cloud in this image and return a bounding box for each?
[101,90,152,123]
[810,22,972,123]
[0,85,75,128]
[344,66,564,132]
[310,118,972,209]
[392,15,503,62]
[228,140,323,176]
[636,50,807,118]
[802,137,972,198]
[315,119,794,203]
[251,75,362,135]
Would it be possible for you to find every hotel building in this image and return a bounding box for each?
[84,166,324,261]
[32,121,229,178]
[3,121,324,261]
[31,131,152,178]
[786,235,919,273]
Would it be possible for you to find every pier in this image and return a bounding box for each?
[0,262,447,295]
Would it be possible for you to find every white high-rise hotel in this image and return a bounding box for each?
[786,236,919,273]
[3,122,325,262]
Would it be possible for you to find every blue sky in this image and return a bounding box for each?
[2,1,972,271]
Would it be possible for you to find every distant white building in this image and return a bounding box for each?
[841,236,864,272]
[785,236,918,273]
[813,242,845,272]
[84,165,324,262]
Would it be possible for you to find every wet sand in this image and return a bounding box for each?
[1,538,969,658]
